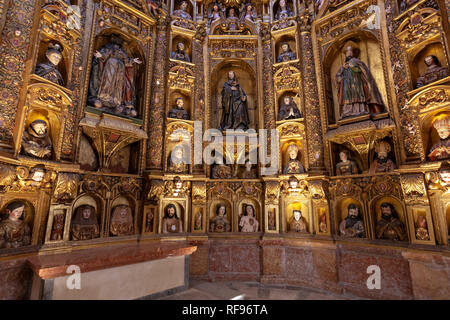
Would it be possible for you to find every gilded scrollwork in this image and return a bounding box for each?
[52,173,81,202]
[400,174,429,204]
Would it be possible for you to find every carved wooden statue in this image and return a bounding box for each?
[319,212,327,233]
[22,118,52,159]
[162,204,183,233]
[283,144,305,174]
[275,0,293,20]
[173,1,192,20]
[168,97,190,120]
[0,201,31,249]
[50,213,65,241]
[209,204,231,232]
[241,160,257,178]
[239,204,259,232]
[335,150,358,175]
[194,210,202,230]
[71,205,100,240]
[276,43,296,63]
[268,209,276,230]
[167,145,189,173]
[369,141,396,174]
[35,43,64,86]
[339,203,365,238]
[208,3,223,24]
[416,55,449,88]
[145,209,154,233]
[110,205,134,236]
[375,202,407,241]
[240,3,257,22]
[428,115,450,161]
[289,210,307,232]
[277,95,302,120]
[415,215,430,241]
[170,42,190,63]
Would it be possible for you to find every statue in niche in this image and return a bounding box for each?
[240,3,257,22]
[168,97,190,120]
[428,115,450,161]
[22,117,52,159]
[0,201,31,249]
[339,203,365,238]
[88,34,142,118]
[211,162,232,179]
[241,160,257,179]
[35,43,64,86]
[375,202,407,241]
[283,144,305,174]
[194,210,202,230]
[219,70,250,131]
[275,0,293,20]
[208,3,223,24]
[336,44,385,119]
[319,212,327,233]
[71,205,100,241]
[50,213,65,241]
[110,205,134,236]
[369,141,396,174]
[416,55,449,88]
[239,204,259,232]
[226,8,240,31]
[277,95,302,120]
[289,209,307,233]
[210,204,231,232]
[145,209,154,233]
[276,43,296,63]
[335,150,359,175]
[268,209,276,231]
[170,42,190,63]
[167,145,189,173]
[162,204,183,233]
[173,1,192,20]
[415,216,430,241]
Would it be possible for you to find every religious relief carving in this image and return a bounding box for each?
[110,205,134,236]
[335,44,385,120]
[71,205,100,241]
[283,144,305,174]
[428,115,450,161]
[339,203,365,238]
[219,71,250,131]
[288,210,307,233]
[239,204,259,232]
[416,55,449,88]
[88,34,142,118]
[335,150,359,175]
[22,117,53,159]
[375,202,407,241]
[277,96,302,121]
[400,174,428,204]
[265,181,280,205]
[0,164,55,192]
[170,42,191,63]
[50,213,65,241]
[164,176,190,197]
[369,141,396,174]
[209,204,231,232]
[276,43,296,63]
[415,215,430,241]
[147,180,164,204]
[0,202,31,249]
[168,97,190,120]
[162,204,183,233]
[35,43,65,86]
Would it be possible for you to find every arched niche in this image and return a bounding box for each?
[276,90,302,120]
[208,199,233,232]
[419,109,450,161]
[170,35,192,62]
[210,60,257,130]
[168,89,192,118]
[368,137,397,171]
[165,121,193,174]
[285,201,309,233]
[322,34,388,124]
[35,40,69,87]
[70,194,103,240]
[336,197,364,230]
[1,199,35,234]
[370,195,407,238]
[162,201,185,223]
[237,198,261,232]
[109,194,137,236]
[275,35,297,63]
[281,140,305,173]
[88,29,146,118]
[331,143,362,176]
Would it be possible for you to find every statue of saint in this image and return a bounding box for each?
[145,209,154,233]
[50,214,65,241]
[167,145,189,173]
[336,45,385,119]
[276,43,296,63]
[170,42,190,63]
[375,202,407,241]
[209,204,231,232]
[240,3,256,22]
[162,204,183,233]
[22,118,52,159]
[208,3,223,24]
[416,55,449,88]
[319,212,327,233]
[0,201,31,249]
[277,95,302,120]
[241,160,257,179]
[339,203,365,238]
[289,210,307,233]
[369,141,396,174]
[110,205,134,236]
[268,209,276,231]
[428,115,450,161]
[283,144,305,174]
[35,43,64,86]
[173,1,192,20]
[168,97,190,120]
[415,216,430,241]
[225,8,240,32]
[88,34,142,117]
[335,150,359,175]
[219,70,250,131]
[71,205,100,241]
[275,0,293,20]
[194,210,202,230]
[239,204,259,232]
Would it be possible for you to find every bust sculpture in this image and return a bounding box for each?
[22,117,52,159]
[275,0,293,20]
[375,202,407,241]
[110,205,134,236]
[71,205,100,241]
[167,145,189,173]
[35,43,64,86]
[339,203,365,238]
[0,201,31,249]
[415,215,430,241]
[209,204,231,232]
[276,43,296,63]
[428,115,450,161]
[335,150,359,175]
[240,3,257,22]
[208,3,223,24]
[283,144,305,174]
[369,141,396,174]
[170,42,190,63]
[289,210,307,232]
[168,97,190,120]
[277,95,302,120]
[173,1,192,20]
[162,204,183,233]
[336,45,385,119]
[416,55,449,88]
[239,204,259,232]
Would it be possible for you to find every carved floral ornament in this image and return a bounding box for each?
[0,163,56,192]
[396,9,441,50]
[400,174,428,204]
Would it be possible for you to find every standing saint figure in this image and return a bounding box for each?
[336,45,385,119]
[88,34,142,117]
[219,70,250,131]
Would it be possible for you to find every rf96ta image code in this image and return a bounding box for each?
[226,304,268,315]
